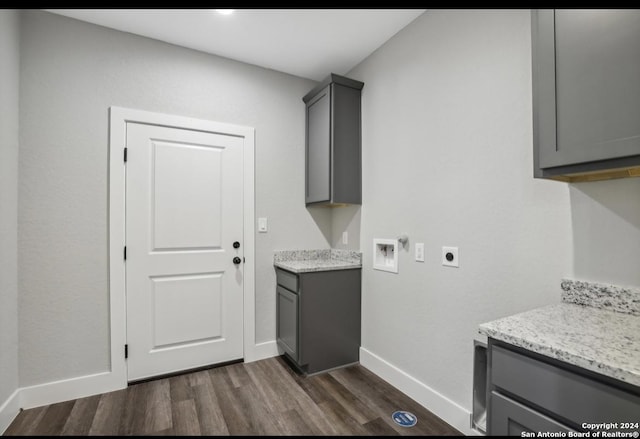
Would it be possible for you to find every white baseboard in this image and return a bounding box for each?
[20,370,124,411]
[360,347,478,436]
[246,340,279,363]
[0,389,21,434]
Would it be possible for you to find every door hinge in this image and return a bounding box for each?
[124,246,127,260]
[125,344,128,359]
[124,147,128,162]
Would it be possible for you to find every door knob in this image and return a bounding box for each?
[233,257,242,265]
[233,241,240,249]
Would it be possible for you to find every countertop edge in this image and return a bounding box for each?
[478,321,640,387]
[274,261,362,274]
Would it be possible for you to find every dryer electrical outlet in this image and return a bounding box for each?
[442,246,459,267]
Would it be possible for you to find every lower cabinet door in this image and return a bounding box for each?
[490,391,575,436]
[276,286,298,362]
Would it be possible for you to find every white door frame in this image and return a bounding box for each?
[108,106,256,387]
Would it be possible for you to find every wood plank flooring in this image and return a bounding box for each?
[4,356,462,436]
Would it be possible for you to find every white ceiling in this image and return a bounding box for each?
[45,9,425,81]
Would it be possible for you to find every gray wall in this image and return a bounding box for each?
[347,10,573,410]
[570,178,640,287]
[0,10,20,405]
[331,205,361,250]
[18,10,329,387]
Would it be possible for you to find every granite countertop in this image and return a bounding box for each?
[274,249,362,273]
[478,279,640,387]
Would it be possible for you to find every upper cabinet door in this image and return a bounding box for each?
[303,73,363,206]
[533,10,640,175]
[305,85,331,204]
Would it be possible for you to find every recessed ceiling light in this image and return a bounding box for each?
[215,9,235,16]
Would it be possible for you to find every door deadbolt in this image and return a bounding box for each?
[233,241,240,249]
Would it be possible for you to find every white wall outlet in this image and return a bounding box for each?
[442,246,459,267]
[342,231,348,245]
[258,217,268,233]
[415,243,425,262]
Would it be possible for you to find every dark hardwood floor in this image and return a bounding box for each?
[4,356,462,436]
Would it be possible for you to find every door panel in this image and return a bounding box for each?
[490,392,575,436]
[152,141,222,250]
[537,9,640,169]
[126,122,243,382]
[306,85,331,204]
[276,286,298,361]
[554,9,640,165]
[151,273,223,348]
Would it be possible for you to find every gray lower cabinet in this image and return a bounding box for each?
[490,392,575,436]
[303,73,364,206]
[532,9,640,182]
[275,267,361,374]
[487,339,640,436]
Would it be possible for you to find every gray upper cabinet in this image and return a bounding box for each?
[532,9,640,182]
[303,73,364,205]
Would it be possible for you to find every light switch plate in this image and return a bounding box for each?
[258,217,268,233]
[342,231,348,245]
[442,246,459,267]
[415,243,424,262]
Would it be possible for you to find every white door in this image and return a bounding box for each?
[125,122,244,382]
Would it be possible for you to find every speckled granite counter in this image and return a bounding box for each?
[479,279,640,387]
[274,249,362,273]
